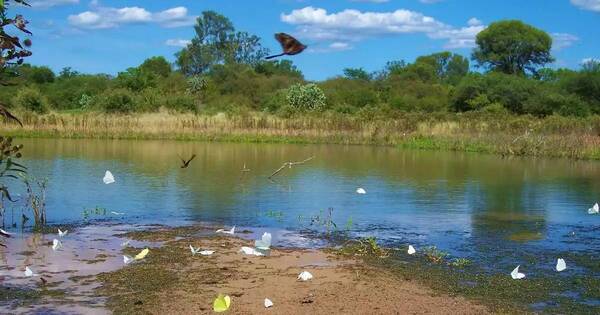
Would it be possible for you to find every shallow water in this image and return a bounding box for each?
[3,138,600,311]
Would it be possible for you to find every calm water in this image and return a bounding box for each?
[3,138,600,309]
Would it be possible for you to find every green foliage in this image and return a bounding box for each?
[14,86,48,113]
[0,136,26,202]
[473,20,553,75]
[286,83,326,111]
[255,60,303,79]
[96,88,137,113]
[139,56,172,78]
[17,64,55,84]
[176,11,268,75]
[343,67,371,81]
[415,52,469,84]
[320,78,378,109]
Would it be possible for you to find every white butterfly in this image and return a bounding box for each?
[556,258,567,272]
[103,170,115,185]
[123,255,134,265]
[52,239,62,251]
[407,245,416,255]
[121,240,131,247]
[58,228,68,238]
[190,245,201,256]
[24,266,38,277]
[199,250,215,256]
[264,298,273,308]
[298,271,313,281]
[588,203,599,214]
[0,228,12,236]
[216,226,235,235]
[255,232,272,251]
[111,211,125,215]
[356,188,366,195]
[511,265,525,280]
[240,246,264,256]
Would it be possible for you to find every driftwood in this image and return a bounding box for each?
[268,156,314,179]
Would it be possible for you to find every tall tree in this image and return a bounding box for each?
[176,11,268,76]
[416,52,469,84]
[472,20,553,75]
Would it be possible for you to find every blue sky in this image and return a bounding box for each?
[12,0,600,80]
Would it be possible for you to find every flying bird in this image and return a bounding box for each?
[179,154,196,169]
[0,103,23,127]
[265,33,306,59]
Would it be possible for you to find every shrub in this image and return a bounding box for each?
[524,93,590,117]
[262,89,287,113]
[96,88,137,113]
[286,83,326,111]
[13,87,49,113]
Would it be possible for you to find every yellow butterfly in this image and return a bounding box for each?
[135,248,149,260]
[213,294,231,313]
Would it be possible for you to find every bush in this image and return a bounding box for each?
[13,87,49,113]
[286,83,326,111]
[524,93,590,117]
[262,89,287,113]
[96,88,137,113]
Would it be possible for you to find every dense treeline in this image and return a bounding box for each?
[1,12,599,119]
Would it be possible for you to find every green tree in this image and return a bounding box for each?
[416,52,469,84]
[254,60,303,79]
[343,68,371,81]
[176,11,268,76]
[139,56,171,78]
[472,20,554,75]
[18,64,55,84]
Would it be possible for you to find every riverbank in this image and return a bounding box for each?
[97,224,491,314]
[1,110,600,160]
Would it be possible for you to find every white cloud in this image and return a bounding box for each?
[29,0,78,9]
[281,7,485,49]
[552,32,579,50]
[581,57,600,64]
[68,5,195,29]
[308,42,353,53]
[467,18,482,26]
[165,39,191,47]
[571,0,600,12]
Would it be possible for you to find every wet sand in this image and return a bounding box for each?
[95,225,491,314]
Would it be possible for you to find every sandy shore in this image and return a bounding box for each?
[96,225,490,314]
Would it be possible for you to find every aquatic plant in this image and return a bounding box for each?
[309,207,337,234]
[21,175,47,228]
[82,206,108,220]
[449,258,472,268]
[422,246,449,264]
[337,237,389,259]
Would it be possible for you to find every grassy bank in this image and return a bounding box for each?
[2,110,600,160]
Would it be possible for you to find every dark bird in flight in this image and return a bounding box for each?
[0,103,23,127]
[265,33,306,59]
[179,154,196,169]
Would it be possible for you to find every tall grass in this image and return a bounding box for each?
[1,110,600,160]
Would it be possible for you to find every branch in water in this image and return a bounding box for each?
[268,156,315,179]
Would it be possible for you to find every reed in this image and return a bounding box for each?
[1,110,600,160]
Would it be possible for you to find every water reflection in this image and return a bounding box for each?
[5,139,600,270]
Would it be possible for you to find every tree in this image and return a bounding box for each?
[176,11,268,76]
[254,60,303,79]
[343,68,371,81]
[139,56,171,78]
[472,20,554,75]
[416,52,469,84]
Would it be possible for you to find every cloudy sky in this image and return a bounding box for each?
[13,0,600,80]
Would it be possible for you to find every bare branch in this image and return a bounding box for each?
[268,156,314,179]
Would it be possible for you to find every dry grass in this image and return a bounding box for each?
[1,110,600,160]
